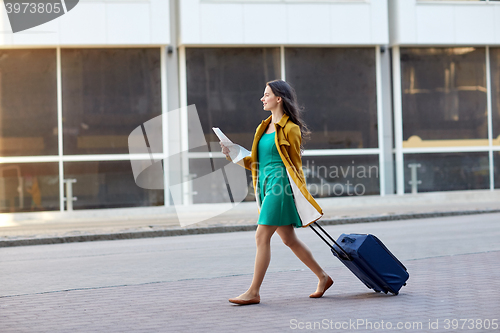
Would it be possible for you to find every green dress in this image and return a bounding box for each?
[256,131,302,228]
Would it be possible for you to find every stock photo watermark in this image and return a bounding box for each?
[290,318,499,331]
[3,0,79,33]
[302,160,379,197]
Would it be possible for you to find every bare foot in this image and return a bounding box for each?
[314,273,330,294]
[229,290,261,305]
[309,273,334,298]
[231,291,259,301]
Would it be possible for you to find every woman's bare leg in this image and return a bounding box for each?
[232,224,278,301]
[276,225,331,294]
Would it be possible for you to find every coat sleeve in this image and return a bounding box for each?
[288,125,306,183]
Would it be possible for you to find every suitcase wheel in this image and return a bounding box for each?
[374,290,381,293]
[403,283,406,286]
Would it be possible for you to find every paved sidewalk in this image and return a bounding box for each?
[1,213,499,332]
[1,252,499,332]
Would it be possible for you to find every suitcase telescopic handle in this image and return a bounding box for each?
[309,222,352,261]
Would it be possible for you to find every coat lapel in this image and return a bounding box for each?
[252,115,272,158]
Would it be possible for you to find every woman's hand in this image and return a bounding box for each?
[220,142,230,159]
[220,141,247,168]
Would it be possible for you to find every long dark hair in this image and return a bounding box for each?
[266,79,311,153]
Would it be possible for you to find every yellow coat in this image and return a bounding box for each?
[227,114,323,227]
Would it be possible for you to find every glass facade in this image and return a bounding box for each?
[285,48,378,150]
[399,47,495,194]
[400,48,487,147]
[0,163,59,213]
[2,45,500,213]
[0,49,58,156]
[0,47,163,213]
[62,48,162,155]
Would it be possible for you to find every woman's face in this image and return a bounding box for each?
[261,85,281,111]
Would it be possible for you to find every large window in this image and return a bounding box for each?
[0,49,58,156]
[62,48,162,155]
[403,152,490,193]
[64,161,163,209]
[0,47,164,213]
[285,47,378,150]
[0,163,59,213]
[186,47,281,152]
[400,48,487,147]
[398,48,493,194]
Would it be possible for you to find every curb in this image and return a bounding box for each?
[1,208,499,248]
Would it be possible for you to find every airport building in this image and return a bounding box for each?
[1,0,500,219]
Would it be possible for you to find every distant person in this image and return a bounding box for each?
[26,176,43,211]
[220,79,333,305]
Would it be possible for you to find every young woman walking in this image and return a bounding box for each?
[220,79,333,305]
